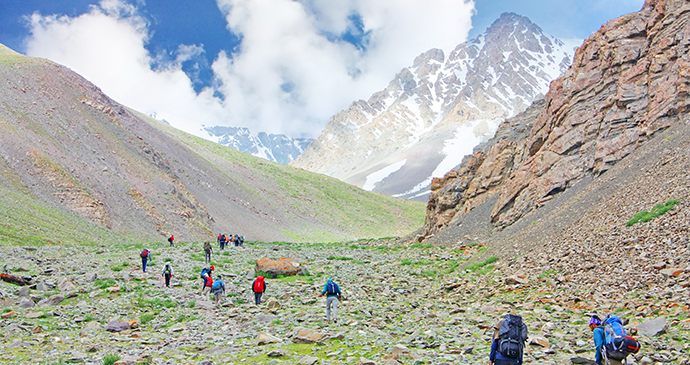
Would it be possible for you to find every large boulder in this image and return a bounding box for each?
[37,294,64,307]
[255,258,300,278]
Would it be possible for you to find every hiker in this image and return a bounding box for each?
[234,234,241,247]
[590,315,607,365]
[162,263,174,287]
[319,278,342,323]
[218,233,224,250]
[239,235,244,247]
[203,241,213,263]
[252,275,266,305]
[211,275,225,306]
[201,265,215,297]
[140,248,151,273]
[168,234,174,247]
[489,312,528,365]
[592,314,640,365]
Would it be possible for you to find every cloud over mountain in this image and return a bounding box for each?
[24,0,475,139]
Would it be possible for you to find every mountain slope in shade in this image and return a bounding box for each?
[0,44,424,245]
[203,126,313,165]
[290,13,576,201]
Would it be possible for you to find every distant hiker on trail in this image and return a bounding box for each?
[140,249,151,273]
[319,278,342,323]
[489,312,528,365]
[203,241,213,263]
[220,234,227,250]
[252,275,266,305]
[168,235,174,247]
[211,275,225,306]
[201,265,214,297]
[162,263,173,287]
[591,314,640,365]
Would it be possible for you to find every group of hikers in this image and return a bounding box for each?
[488,312,639,365]
[138,239,639,364]
[138,237,344,323]
[197,265,342,322]
[217,233,244,250]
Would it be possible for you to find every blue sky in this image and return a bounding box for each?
[0,0,644,138]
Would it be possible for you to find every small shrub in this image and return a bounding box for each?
[465,256,499,273]
[103,354,121,365]
[94,278,117,289]
[409,243,433,249]
[627,199,680,226]
[326,256,353,261]
[140,313,155,325]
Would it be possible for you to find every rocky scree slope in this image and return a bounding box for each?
[0,238,688,364]
[422,0,690,238]
[291,13,574,200]
[0,44,424,244]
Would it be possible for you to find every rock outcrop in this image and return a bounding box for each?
[422,0,690,237]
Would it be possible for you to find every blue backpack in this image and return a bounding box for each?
[603,315,640,361]
[327,281,338,295]
[200,268,210,279]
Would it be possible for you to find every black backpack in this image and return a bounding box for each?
[498,313,528,358]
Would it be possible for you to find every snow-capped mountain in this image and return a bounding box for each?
[290,13,578,200]
[204,126,313,165]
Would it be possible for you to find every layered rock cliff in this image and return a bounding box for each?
[422,0,690,238]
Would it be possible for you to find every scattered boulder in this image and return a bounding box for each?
[266,297,282,311]
[256,332,282,345]
[298,355,319,365]
[636,317,667,337]
[293,328,328,344]
[18,297,35,308]
[106,320,131,333]
[37,294,64,307]
[357,358,376,365]
[255,258,300,277]
[58,279,77,291]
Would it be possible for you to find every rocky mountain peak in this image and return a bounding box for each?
[291,13,575,200]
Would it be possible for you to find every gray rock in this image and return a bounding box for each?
[18,297,35,308]
[106,320,131,332]
[17,286,29,297]
[37,294,64,307]
[298,356,319,365]
[637,317,667,337]
[256,332,282,345]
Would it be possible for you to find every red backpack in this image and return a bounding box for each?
[253,278,264,292]
[140,249,149,258]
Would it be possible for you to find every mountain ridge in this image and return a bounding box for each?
[0,44,424,245]
[291,12,576,200]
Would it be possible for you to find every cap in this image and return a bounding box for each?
[210,265,215,270]
[589,315,602,326]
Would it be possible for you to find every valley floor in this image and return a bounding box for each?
[0,239,687,364]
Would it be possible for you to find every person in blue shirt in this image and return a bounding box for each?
[319,279,342,323]
[590,315,606,365]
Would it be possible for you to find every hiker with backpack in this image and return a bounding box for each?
[140,249,151,273]
[203,241,213,263]
[218,233,225,250]
[168,235,174,247]
[319,278,342,323]
[252,275,266,305]
[162,263,173,287]
[489,312,528,365]
[211,275,225,306]
[200,265,215,297]
[590,314,640,365]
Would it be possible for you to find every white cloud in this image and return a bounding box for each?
[24,0,475,138]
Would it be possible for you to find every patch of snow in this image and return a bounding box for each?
[362,159,407,191]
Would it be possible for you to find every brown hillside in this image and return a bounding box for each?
[0,45,424,244]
